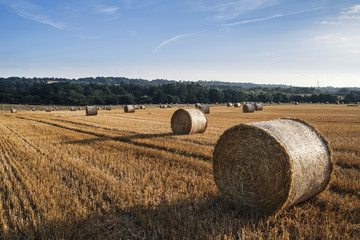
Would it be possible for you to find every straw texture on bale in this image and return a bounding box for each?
[86,106,98,116]
[171,109,207,134]
[199,104,210,114]
[243,104,255,113]
[254,103,263,111]
[10,108,17,113]
[213,118,332,214]
[124,105,135,113]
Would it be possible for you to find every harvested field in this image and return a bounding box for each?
[0,104,359,239]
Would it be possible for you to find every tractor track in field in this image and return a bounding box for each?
[53,117,216,147]
[17,116,213,162]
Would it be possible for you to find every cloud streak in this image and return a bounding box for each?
[223,7,322,27]
[152,32,202,55]
[6,0,67,30]
[97,6,119,13]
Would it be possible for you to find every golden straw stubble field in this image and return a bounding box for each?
[0,104,359,239]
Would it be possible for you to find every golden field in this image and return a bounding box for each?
[0,104,359,239]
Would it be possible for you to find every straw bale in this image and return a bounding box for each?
[10,108,17,113]
[227,102,233,107]
[124,105,135,113]
[134,105,140,110]
[140,105,146,109]
[195,103,202,109]
[105,106,112,110]
[234,103,241,108]
[86,106,98,116]
[243,104,255,113]
[171,109,207,134]
[199,104,210,114]
[70,107,76,111]
[254,103,263,111]
[45,107,51,112]
[213,118,332,214]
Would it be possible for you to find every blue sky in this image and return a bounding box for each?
[1,0,360,87]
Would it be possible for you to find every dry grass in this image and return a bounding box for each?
[0,104,359,239]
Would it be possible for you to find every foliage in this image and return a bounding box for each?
[0,77,356,105]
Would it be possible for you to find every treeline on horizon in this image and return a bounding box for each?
[0,77,359,106]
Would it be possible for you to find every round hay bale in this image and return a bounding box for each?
[234,103,241,108]
[140,105,146,109]
[171,109,207,134]
[134,105,140,110]
[254,103,263,111]
[195,103,202,109]
[243,104,255,113]
[105,106,112,110]
[70,107,76,111]
[86,106,98,116]
[10,108,17,113]
[199,104,210,114]
[227,102,233,107]
[213,118,332,214]
[45,107,51,112]
[124,105,135,113]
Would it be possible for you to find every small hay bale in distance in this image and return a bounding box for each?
[124,105,135,113]
[199,104,210,114]
[195,103,202,109]
[45,107,51,112]
[234,103,241,108]
[86,106,98,116]
[10,108,17,113]
[213,118,332,215]
[140,105,146,109]
[105,106,111,110]
[171,109,207,134]
[227,102,233,107]
[254,103,263,111]
[243,104,255,113]
[134,105,140,110]
[70,107,76,111]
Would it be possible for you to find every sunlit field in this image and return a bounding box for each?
[0,104,359,239]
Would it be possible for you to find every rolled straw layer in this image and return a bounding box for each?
[171,109,207,134]
[213,118,332,214]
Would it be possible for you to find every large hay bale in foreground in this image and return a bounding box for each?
[213,118,332,214]
[243,104,255,113]
[124,105,135,113]
[254,103,263,111]
[86,106,98,116]
[171,109,207,134]
[199,104,210,114]
[10,108,17,113]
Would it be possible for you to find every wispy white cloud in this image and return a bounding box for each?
[6,0,67,30]
[341,4,360,15]
[314,33,341,40]
[152,31,202,55]
[223,7,322,27]
[97,6,119,13]
[191,0,279,21]
[315,21,342,25]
